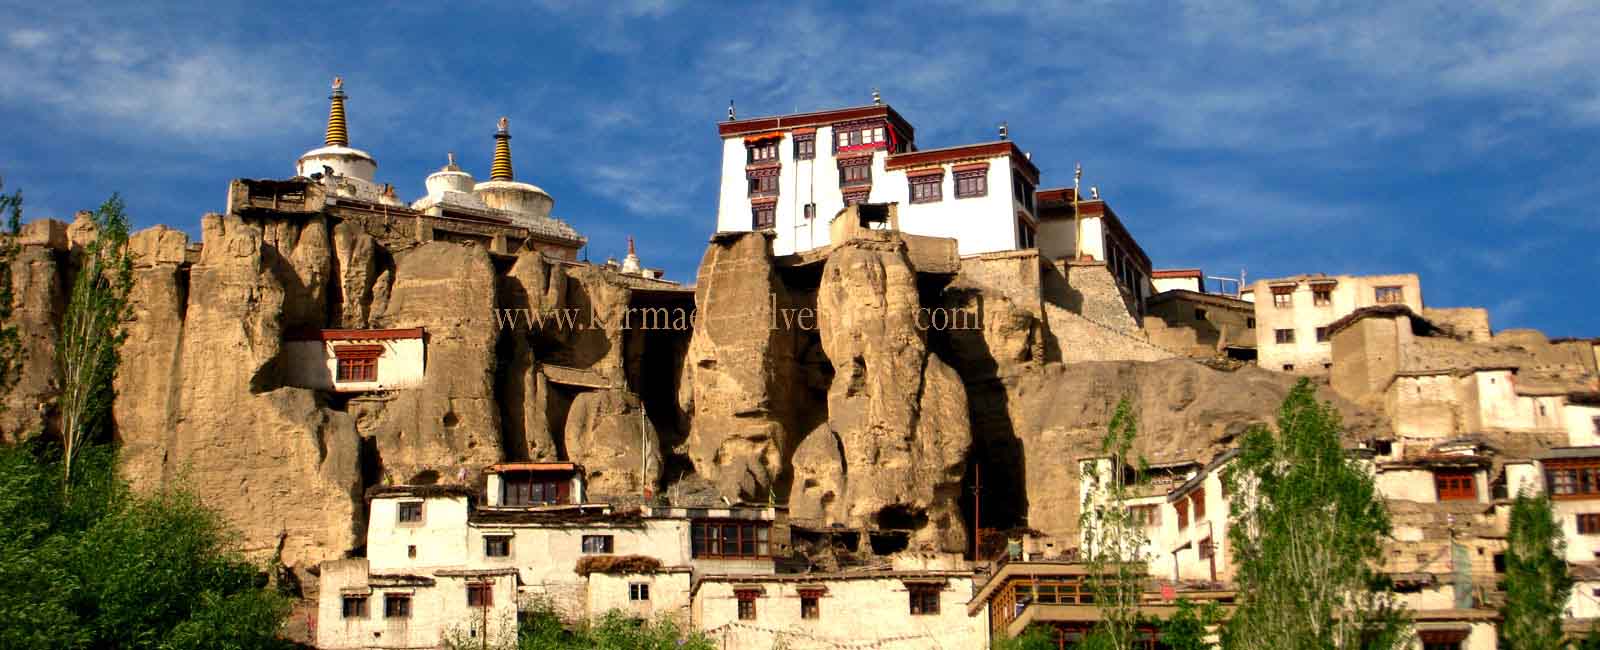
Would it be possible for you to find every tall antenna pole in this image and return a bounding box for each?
[1071,163,1084,262]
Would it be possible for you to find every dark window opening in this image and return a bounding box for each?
[1194,308,1208,321]
[467,583,493,608]
[501,471,570,506]
[909,174,942,203]
[954,169,987,198]
[384,594,412,619]
[1545,459,1600,499]
[691,521,771,558]
[1375,286,1404,304]
[908,586,941,616]
[582,534,614,554]
[398,501,422,524]
[800,591,822,619]
[746,141,777,164]
[1316,327,1330,343]
[1275,329,1295,344]
[484,536,510,558]
[1246,317,1256,329]
[736,590,759,621]
[1272,290,1292,308]
[839,159,871,186]
[794,134,815,160]
[1579,513,1600,535]
[752,204,775,230]
[1313,289,1332,306]
[1435,470,1476,501]
[342,595,368,619]
[629,583,650,601]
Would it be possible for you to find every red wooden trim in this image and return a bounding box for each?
[951,162,991,173]
[718,105,915,141]
[905,167,944,178]
[334,344,385,359]
[1151,269,1203,279]
[750,196,778,206]
[836,154,874,168]
[743,132,783,143]
[791,127,816,135]
[887,141,1038,179]
[487,462,579,474]
[291,327,424,341]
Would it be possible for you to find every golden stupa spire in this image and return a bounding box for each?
[490,116,513,181]
[324,76,349,147]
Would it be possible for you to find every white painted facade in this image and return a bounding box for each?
[316,558,519,650]
[282,331,426,393]
[1466,369,1566,432]
[715,106,1036,257]
[1253,273,1423,375]
[694,574,986,650]
[1077,455,1232,583]
[1567,404,1600,447]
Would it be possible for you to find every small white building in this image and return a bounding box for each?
[714,103,1040,257]
[1251,273,1424,375]
[283,327,426,392]
[694,572,985,650]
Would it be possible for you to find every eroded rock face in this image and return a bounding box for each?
[331,221,381,329]
[497,251,568,461]
[362,241,504,484]
[813,238,972,552]
[114,226,190,488]
[678,232,802,501]
[166,214,363,569]
[564,388,661,498]
[996,359,1388,539]
[0,240,64,442]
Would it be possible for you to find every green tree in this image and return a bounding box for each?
[55,193,134,489]
[0,177,23,416]
[1160,598,1222,650]
[993,624,1057,650]
[1079,397,1151,649]
[0,443,293,650]
[1221,379,1407,650]
[1501,490,1572,650]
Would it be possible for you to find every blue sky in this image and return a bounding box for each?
[2,1,1597,336]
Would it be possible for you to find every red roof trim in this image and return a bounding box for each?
[487,462,580,474]
[718,105,914,142]
[885,141,1038,181]
[1152,269,1204,279]
[289,327,425,342]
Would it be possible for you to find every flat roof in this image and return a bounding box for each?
[884,141,1040,183]
[717,104,915,140]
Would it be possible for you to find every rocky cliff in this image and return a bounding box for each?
[2,204,1393,589]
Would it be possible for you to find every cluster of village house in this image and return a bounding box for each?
[204,80,1600,649]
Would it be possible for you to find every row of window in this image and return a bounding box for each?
[692,521,771,558]
[729,586,941,621]
[1268,285,1404,308]
[341,585,493,620]
[481,533,613,558]
[747,168,996,229]
[746,122,901,166]
[1272,327,1331,345]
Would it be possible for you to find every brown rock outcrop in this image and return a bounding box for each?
[0,234,65,442]
[678,232,803,501]
[361,241,503,484]
[114,226,190,487]
[813,238,972,552]
[563,388,661,498]
[165,214,363,568]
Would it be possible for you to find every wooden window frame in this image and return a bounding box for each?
[1191,488,1206,521]
[384,594,412,619]
[1435,470,1477,501]
[1271,288,1293,308]
[842,189,870,206]
[746,141,778,164]
[736,590,760,621]
[747,165,780,198]
[629,583,650,602]
[909,173,943,204]
[803,203,816,221]
[1126,504,1159,528]
[751,204,776,230]
[1546,458,1600,500]
[838,158,872,187]
[794,134,815,160]
[334,344,382,383]
[1275,329,1295,344]
[397,500,423,525]
[1313,288,1333,306]
[908,585,941,616]
[342,595,369,619]
[799,589,823,619]
[690,520,772,559]
[484,535,511,558]
[1316,326,1330,343]
[1375,286,1405,304]
[581,534,614,554]
[954,169,988,199]
[501,471,570,506]
[1175,499,1189,530]
[1577,513,1600,535]
[467,582,493,608]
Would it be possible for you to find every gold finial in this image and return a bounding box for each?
[627,236,636,256]
[490,117,513,181]
[324,76,349,147]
